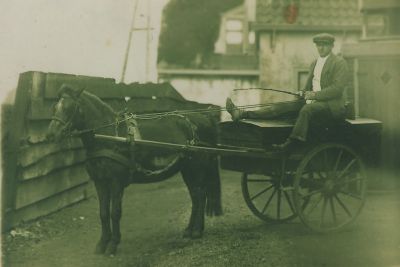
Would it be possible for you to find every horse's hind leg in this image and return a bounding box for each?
[94,179,111,254]
[181,163,206,239]
[105,178,125,256]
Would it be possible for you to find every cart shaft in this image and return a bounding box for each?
[94,134,280,159]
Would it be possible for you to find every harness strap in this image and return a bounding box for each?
[88,149,132,169]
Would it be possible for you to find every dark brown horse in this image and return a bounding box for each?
[46,84,222,256]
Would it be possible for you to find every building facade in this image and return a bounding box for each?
[342,0,400,169]
[250,0,362,103]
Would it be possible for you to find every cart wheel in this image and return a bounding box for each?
[242,172,297,223]
[293,143,367,232]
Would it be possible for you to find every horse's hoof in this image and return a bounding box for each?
[95,241,108,254]
[191,230,203,239]
[182,228,192,239]
[105,241,118,256]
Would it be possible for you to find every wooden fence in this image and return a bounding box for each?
[2,71,217,231]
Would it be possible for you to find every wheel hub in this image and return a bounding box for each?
[323,179,337,195]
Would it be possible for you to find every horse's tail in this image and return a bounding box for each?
[205,156,223,217]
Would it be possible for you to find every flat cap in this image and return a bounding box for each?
[313,33,335,44]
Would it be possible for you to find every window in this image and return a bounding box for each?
[297,71,309,90]
[226,19,243,54]
[226,19,243,44]
[365,8,400,37]
[248,31,255,44]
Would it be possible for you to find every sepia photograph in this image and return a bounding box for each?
[1,0,399,266]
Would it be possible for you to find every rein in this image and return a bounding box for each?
[60,87,301,136]
[69,113,135,137]
[233,87,301,97]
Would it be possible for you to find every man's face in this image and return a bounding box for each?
[315,43,333,57]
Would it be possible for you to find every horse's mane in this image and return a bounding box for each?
[79,90,116,118]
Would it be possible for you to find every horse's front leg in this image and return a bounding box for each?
[94,179,111,254]
[181,167,206,239]
[105,178,125,256]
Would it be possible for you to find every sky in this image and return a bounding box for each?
[0,0,169,103]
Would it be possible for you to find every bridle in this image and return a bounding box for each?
[51,94,81,136]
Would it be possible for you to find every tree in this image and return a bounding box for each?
[158,0,243,67]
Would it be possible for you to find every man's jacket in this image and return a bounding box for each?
[303,53,349,118]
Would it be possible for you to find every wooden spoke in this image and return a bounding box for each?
[309,158,322,175]
[337,170,356,181]
[333,150,344,173]
[323,150,330,172]
[338,190,363,200]
[247,178,274,183]
[301,188,324,199]
[250,184,274,201]
[306,193,323,216]
[277,189,282,220]
[301,196,311,212]
[283,191,295,213]
[334,194,352,217]
[261,188,277,214]
[336,176,364,186]
[338,159,357,179]
[320,196,328,227]
[316,171,327,180]
[329,197,337,225]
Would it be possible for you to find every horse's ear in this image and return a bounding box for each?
[58,84,84,99]
[74,87,84,98]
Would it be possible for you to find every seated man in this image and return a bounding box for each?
[226,33,348,151]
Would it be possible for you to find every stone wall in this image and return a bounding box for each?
[258,31,359,103]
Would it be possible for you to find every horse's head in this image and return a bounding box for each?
[46,84,84,142]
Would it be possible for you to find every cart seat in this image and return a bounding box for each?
[218,117,382,150]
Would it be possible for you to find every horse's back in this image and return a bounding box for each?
[137,113,218,146]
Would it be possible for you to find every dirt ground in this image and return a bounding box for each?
[2,169,400,267]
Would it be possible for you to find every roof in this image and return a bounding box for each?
[158,68,259,77]
[362,0,400,10]
[253,0,362,31]
[158,54,259,76]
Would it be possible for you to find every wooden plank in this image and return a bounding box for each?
[33,93,217,121]
[43,72,186,101]
[28,98,55,120]
[2,104,14,230]
[31,72,46,97]
[345,118,382,125]
[19,138,83,167]
[15,165,89,209]
[20,148,86,181]
[26,119,52,144]
[44,72,118,99]
[240,119,294,128]
[29,98,125,120]
[8,184,88,229]
[5,72,35,212]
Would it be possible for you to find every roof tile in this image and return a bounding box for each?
[256,0,361,27]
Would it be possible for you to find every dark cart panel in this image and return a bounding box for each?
[218,117,382,173]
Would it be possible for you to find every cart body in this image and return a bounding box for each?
[218,117,382,232]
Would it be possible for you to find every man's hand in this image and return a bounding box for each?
[304,91,316,100]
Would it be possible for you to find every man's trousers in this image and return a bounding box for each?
[242,100,335,141]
